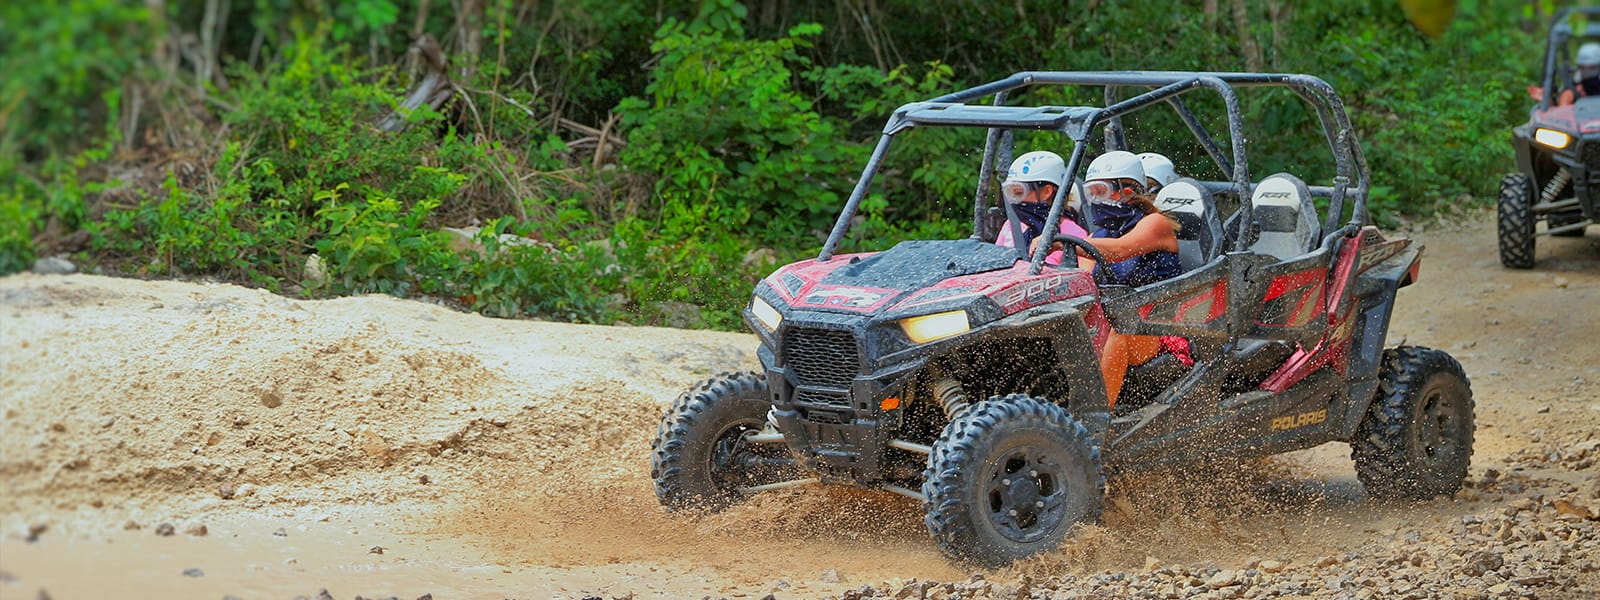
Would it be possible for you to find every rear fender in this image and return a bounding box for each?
[1335,239,1423,439]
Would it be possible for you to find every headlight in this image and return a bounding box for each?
[900,310,971,344]
[1535,128,1572,149]
[750,296,783,331]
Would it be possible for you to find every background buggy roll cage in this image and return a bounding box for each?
[816,71,1373,275]
[1537,7,1600,112]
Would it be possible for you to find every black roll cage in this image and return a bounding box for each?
[1537,7,1600,112]
[817,71,1373,275]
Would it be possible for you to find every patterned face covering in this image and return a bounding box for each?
[1010,195,1054,250]
[1091,201,1145,238]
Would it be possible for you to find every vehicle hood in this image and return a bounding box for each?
[1533,98,1600,134]
[762,239,1097,316]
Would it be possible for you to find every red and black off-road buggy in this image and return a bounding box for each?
[1500,6,1600,268]
[651,71,1474,567]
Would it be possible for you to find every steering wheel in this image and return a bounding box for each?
[1050,234,1113,287]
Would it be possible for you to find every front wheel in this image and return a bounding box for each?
[1352,347,1475,501]
[1497,173,1536,268]
[921,394,1104,567]
[651,371,796,511]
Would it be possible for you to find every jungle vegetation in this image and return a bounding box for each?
[0,0,1559,328]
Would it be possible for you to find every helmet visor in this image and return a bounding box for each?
[1001,180,1041,203]
[1084,178,1142,205]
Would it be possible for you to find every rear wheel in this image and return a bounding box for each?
[1352,347,1474,501]
[1497,173,1536,268]
[651,371,796,511]
[921,394,1104,567]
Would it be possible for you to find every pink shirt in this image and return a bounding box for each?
[994,218,1090,266]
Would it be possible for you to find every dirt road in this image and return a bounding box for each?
[1,211,1596,599]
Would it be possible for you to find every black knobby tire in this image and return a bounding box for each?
[1352,346,1475,501]
[1497,173,1536,268]
[651,371,792,511]
[921,394,1104,567]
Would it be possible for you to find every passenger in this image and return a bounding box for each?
[1137,152,1179,195]
[1078,151,1184,407]
[994,150,1089,266]
[1559,42,1600,105]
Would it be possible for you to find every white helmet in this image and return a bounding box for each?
[1085,150,1145,186]
[1004,150,1068,187]
[1137,152,1179,190]
[1580,42,1600,67]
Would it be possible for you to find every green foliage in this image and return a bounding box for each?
[0,0,152,158]
[0,0,1555,328]
[313,184,460,296]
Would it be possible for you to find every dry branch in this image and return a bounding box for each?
[378,35,456,133]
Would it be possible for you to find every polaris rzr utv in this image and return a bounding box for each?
[1500,6,1600,268]
[651,71,1474,567]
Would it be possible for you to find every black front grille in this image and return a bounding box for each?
[804,408,850,425]
[795,389,851,408]
[781,328,860,388]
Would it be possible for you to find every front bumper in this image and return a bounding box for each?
[756,315,928,485]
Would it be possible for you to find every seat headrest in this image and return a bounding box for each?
[1251,175,1308,209]
[1155,181,1208,216]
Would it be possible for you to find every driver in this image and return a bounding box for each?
[1076,151,1184,407]
[1560,42,1600,104]
[994,150,1089,266]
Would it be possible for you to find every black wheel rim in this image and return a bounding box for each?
[707,418,783,493]
[1413,382,1463,466]
[984,445,1070,543]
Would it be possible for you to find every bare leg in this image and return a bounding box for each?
[1100,332,1165,407]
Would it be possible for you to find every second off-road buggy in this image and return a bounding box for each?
[651,71,1475,567]
[1500,6,1600,268]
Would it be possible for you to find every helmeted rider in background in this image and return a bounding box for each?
[994,150,1089,266]
[1559,42,1600,104]
[1136,152,1180,195]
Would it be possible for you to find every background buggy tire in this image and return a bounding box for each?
[651,371,791,511]
[1497,173,1536,268]
[921,394,1104,568]
[1352,347,1474,501]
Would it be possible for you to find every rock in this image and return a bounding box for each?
[123,520,141,530]
[154,523,175,537]
[26,523,46,542]
[895,580,931,599]
[316,589,335,600]
[303,255,325,285]
[258,388,283,408]
[1206,570,1241,588]
[1145,556,1163,571]
[369,545,385,555]
[820,568,842,584]
[184,523,208,536]
[1553,498,1595,520]
[182,568,203,577]
[218,483,236,499]
[31,256,77,275]
[1315,555,1341,568]
[416,595,433,600]
[1258,559,1286,573]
